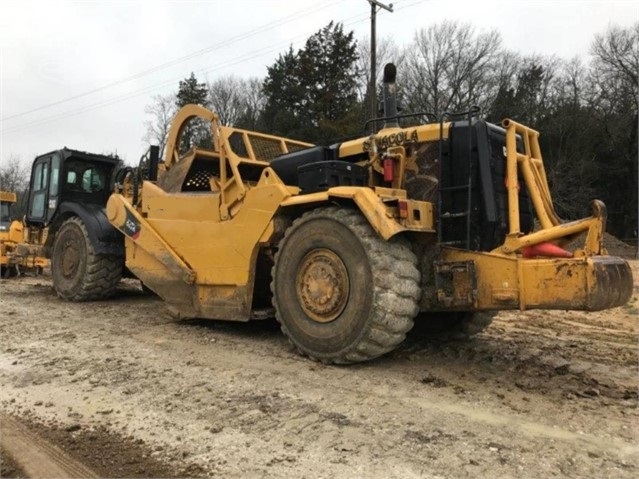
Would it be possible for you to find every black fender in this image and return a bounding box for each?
[47,202,124,257]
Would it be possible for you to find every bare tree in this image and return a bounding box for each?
[544,59,598,219]
[586,23,639,236]
[0,155,30,218]
[143,93,177,159]
[404,21,503,118]
[207,75,271,131]
[236,77,267,131]
[590,23,639,112]
[356,36,404,99]
[560,56,588,106]
[513,55,562,125]
[207,75,244,126]
[0,155,29,192]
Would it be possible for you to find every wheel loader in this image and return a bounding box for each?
[0,190,20,277]
[100,63,632,364]
[0,190,47,277]
[8,149,126,296]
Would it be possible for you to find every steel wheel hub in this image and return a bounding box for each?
[296,248,349,323]
[61,240,80,278]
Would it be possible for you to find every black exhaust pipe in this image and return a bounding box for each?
[148,145,159,181]
[382,63,398,129]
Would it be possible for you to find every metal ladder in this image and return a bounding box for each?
[437,107,479,250]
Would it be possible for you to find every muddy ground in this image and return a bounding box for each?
[0,261,637,478]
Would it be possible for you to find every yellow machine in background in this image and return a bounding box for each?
[0,191,48,277]
[105,63,632,364]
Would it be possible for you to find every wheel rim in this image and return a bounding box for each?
[296,248,350,323]
[60,239,80,279]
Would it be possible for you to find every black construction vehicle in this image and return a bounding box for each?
[13,148,151,299]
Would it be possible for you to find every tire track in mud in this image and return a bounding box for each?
[1,271,638,478]
[129,326,639,458]
[0,414,99,478]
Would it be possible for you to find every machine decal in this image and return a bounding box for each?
[123,209,141,240]
[363,129,418,152]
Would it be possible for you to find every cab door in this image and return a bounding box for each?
[26,153,60,225]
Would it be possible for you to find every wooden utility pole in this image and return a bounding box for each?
[368,0,393,132]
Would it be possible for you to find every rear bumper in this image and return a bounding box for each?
[518,255,633,311]
[432,249,633,312]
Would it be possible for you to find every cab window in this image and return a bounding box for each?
[0,202,11,222]
[30,161,49,218]
[82,168,104,192]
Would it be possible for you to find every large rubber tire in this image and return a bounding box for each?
[413,311,495,340]
[51,217,122,301]
[271,207,421,364]
[1,264,18,279]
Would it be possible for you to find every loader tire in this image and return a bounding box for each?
[1,265,18,279]
[51,217,122,301]
[271,207,421,364]
[414,311,495,340]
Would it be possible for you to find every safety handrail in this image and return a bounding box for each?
[498,119,606,256]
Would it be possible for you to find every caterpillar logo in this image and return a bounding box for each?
[363,129,418,152]
[123,210,141,240]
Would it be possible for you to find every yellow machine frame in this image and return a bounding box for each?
[0,191,48,274]
[435,119,628,311]
[107,105,631,321]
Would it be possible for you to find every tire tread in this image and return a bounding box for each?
[52,217,121,301]
[271,207,421,364]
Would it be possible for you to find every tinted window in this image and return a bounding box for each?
[34,162,48,190]
[0,202,10,222]
[30,160,49,219]
[82,168,104,192]
[50,155,60,196]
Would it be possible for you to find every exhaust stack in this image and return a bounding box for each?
[382,63,399,129]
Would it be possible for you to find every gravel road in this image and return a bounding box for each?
[1,262,637,478]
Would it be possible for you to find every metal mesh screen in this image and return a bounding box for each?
[227,131,309,163]
[228,132,248,158]
[249,136,285,162]
[284,141,308,155]
[183,169,213,192]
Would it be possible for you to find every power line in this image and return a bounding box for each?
[0,0,343,123]
[1,36,318,134]
[0,0,421,135]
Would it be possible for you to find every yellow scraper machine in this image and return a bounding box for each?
[102,63,632,363]
[8,62,622,362]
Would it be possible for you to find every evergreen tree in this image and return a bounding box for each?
[298,22,359,142]
[175,72,211,152]
[261,23,360,144]
[262,47,304,138]
[488,60,551,125]
[176,72,208,107]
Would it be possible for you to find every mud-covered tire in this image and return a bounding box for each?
[414,311,495,340]
[271,207,421,364]
[51,217,122,301]
[1,265,18,279]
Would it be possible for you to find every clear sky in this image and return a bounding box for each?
[1,0,637,167]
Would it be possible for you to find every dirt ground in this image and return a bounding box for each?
[0,260,637,479]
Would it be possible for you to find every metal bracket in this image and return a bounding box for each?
[434,260,477,308]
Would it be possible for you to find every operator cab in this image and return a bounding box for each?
[26,148,122,226]
[62,159,111,201]
[0,192,16,233]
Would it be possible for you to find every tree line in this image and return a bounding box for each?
[2,21,636,239]
[146,21,637,239]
